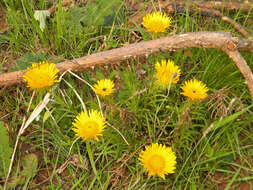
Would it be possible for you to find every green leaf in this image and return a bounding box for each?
[0,121,12,177]
[43,108,55,123]
[34,10,50,31]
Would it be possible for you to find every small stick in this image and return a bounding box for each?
[194,1,253,13]
[221,16,253,41]
[224,49,253,96]
[128,1,253,15]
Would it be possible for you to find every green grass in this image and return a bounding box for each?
[0,0,253,189]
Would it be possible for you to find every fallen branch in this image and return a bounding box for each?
[221,16,252,40]
[127,1,253,15]
[166,1,253,14]
[0,32,253,96]
[224,49,253,96]
[192,1,253,13]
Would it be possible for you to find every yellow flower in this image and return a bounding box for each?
[93,79,115,97]
[155,59,181,86]
[181,79,208,100]
[139,143,176,179]
[23,61,59,90]
[72,110,106,141]
[142,12,172,33]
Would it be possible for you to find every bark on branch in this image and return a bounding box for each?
[127,1,253,14]
[191,1,253,13]
[0,32,253,96]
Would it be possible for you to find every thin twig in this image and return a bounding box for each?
[221,16,252,40]
[224,49,253,97]
[128,1,253,16]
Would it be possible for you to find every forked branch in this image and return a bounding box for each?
[0,32,252,96]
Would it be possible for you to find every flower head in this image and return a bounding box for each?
[142,12,172,33]
[72,110,106,141]
[181,79,208,100]
[139,143,176,179]
[93,79,115,97]
[155,59,181,86]
[23,61,59,91]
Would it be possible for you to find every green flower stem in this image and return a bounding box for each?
[152,32,158,40]
[182,99,192,109]
[153,73,175,136]
[180,99,195,115]
[86,140,102,187]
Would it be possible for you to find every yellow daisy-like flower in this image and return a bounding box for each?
[142,12,172,33]
[93,79,115,97]
[181,79,208,100]
[72,109,106,141]
[139,143,176,179]
[155,59,181,86]
[23,61,59,91]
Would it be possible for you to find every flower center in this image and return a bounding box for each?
[149,154,165,172]
[102,88,107,91]
[36,73,51,87]
[85,121,99,137]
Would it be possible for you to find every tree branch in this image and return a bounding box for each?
[127,1,253,15]
[192,1,253,13]
[224,49,253,96]
[0,32,252,96]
